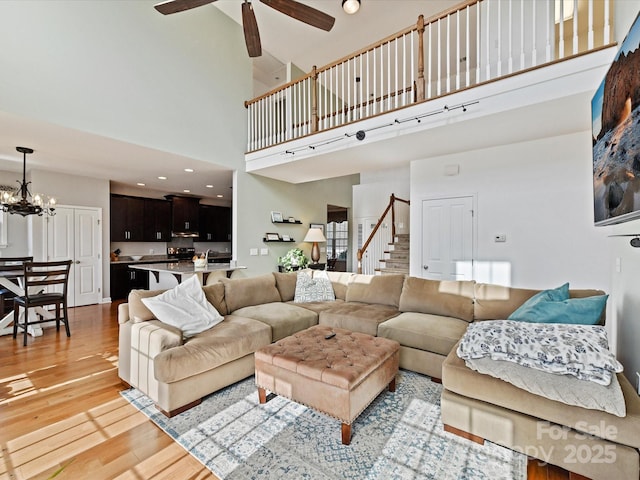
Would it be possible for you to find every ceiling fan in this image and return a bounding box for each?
[154,0,335,58]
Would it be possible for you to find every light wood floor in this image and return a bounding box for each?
[0,302,578,479]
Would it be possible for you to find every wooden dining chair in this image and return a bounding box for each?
[0,257,33,314]
[12,260,72,346]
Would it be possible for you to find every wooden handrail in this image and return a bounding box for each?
[357,194,410,274]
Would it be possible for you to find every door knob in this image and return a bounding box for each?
[423,265,429,270]
[75,260,80,264]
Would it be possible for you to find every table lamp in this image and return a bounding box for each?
[303,227,326,264]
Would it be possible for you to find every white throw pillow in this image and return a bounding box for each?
[141,275,223,337]
[294,270,335,302]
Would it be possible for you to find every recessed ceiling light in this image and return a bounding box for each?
[183,189,190,193]
[217,194,223,198]
[158,176,167,180]
[206,184,214,188]
[184,168,194,173]
[137,182,146,186]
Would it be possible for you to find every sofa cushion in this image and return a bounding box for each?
[442,346,640,449]
[141,275,224,338]
[473,284,539,320]
[319,302,399,336]
[154,314,272,384]
[465,356,626,417]
[201,282,228,316]
[325,272,353,300]
[377,311,469,356]
[273,271,299,302]
[399,277,475,322]
[290,299,345,314]
[345,274,404,307]
[221,273,281,313]
[128,289,167,323]
[233,302,318,341]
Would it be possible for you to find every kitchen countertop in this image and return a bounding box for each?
[130,262,245,283]
[111,254,232,265]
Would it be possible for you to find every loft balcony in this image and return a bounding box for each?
[244,0,617,183]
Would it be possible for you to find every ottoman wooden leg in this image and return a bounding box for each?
[341,423,351,445]
[258,387,267,404]
[388,377,396,392]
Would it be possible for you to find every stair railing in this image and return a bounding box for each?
[357,194,410,274]
[245,0,614,152]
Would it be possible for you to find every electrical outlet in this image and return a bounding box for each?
[149,248,154,254]
[260,248,269,256]
[250,248,258,256]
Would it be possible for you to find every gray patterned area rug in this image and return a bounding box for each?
[121,370,526,479]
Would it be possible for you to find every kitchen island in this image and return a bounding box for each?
[130,262,246,287]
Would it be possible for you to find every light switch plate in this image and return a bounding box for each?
[249,248,258,256]
[260,248,269,256]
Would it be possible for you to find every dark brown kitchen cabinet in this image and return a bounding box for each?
[110,195,144,241]
[169,196,200,234]
[110,263,148,300]
[143,198,171,242]
[199,205,231,242]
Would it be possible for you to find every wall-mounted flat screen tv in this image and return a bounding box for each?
[592,11,640,226]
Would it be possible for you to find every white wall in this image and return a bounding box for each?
[233,173,358,277]
[0,1,358,293]
[410,131,610,291]
[30,169,110,297]
[353,166,410,272]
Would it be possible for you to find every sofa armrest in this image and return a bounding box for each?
[128,320,184,398]
[132,320,184,354]
[118,302,130,324]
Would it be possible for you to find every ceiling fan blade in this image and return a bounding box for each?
[154,0,217,15]
[242,2,262,58]
[260,0,335,32]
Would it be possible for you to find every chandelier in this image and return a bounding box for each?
[0,147,56,216]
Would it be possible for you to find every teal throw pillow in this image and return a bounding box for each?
[508,294,608,325]
[508,283,570,321]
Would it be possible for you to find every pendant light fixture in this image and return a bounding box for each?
[0,147,56,216]
[342,0,360,15]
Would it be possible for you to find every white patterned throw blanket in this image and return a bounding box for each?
[457,320,623,386]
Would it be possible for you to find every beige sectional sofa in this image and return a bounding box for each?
[117,271,640,480]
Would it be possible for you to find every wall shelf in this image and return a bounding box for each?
[263,238,296,242]
[272,220,302,225]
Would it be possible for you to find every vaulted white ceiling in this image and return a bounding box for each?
[0,1,459,198]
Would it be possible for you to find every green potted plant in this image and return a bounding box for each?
[278,248,309,272]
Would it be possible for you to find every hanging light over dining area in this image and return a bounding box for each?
[0,147,56,217]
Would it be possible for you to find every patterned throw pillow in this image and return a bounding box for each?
[294,270,335,302]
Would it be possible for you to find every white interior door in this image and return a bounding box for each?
[421,196,474,280]
[46,206,102,307]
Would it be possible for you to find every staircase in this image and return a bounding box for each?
[377,234,409,275]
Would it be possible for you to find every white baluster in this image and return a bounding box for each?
[588,0,594,50]
[437,19,442,95]
[603,0,610,44]
[532,0,537,66]
[573,0,578,55]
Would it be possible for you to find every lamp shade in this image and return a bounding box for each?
[303,228,326,243]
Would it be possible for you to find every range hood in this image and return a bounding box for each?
[172,231,199,238]
[166,195,200,238]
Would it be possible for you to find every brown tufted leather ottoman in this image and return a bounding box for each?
[255,324,399,445]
